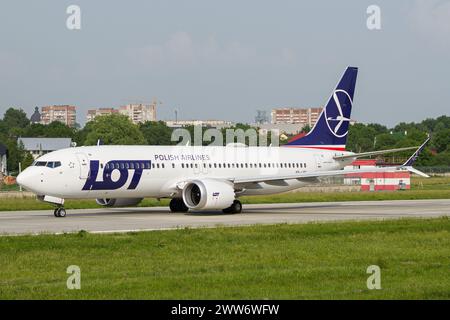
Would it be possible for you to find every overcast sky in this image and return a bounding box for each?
[0,0,449,127]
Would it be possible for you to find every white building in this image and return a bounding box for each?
[0,143,7,176]
[257,123,305,136]
[18,138,73,160]
[165,120,234,129]
[119,103,156,124]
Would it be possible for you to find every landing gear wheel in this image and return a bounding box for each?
[54,207,66,218]
[223,200,242,214]
[169,198,189,213]
[58,208,66,217]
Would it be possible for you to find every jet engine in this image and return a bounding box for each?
[182,179,235,210]
[96,198,143,207]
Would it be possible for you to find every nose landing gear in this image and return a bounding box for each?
[53,207,66,218]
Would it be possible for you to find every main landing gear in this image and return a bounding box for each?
[169,198,242,214]
[222,200,242,214]
[169,198,189,213]
[54,207,66,218]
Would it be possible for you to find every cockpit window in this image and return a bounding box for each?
[42,161,62,168]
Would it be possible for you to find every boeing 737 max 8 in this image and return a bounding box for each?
[16,67,429,217]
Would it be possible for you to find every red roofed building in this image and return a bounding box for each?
[344,159,410,191]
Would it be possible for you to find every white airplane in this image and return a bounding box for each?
[17,67,429,217]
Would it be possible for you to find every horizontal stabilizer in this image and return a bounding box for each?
[403,166,429,178]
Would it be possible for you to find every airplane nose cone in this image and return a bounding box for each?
[16,169,34,191]
[16,171,24,186]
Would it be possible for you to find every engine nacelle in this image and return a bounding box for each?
[96,198,143,207]
[182,179,235,210]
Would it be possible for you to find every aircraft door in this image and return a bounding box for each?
[75,153,90,179]
[314,154,323,169]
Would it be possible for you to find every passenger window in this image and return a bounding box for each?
[130,163,134,169]
[162,163,165,169]
[194,164,198,168]
[209,163,212,168]
[190,163,193,168]
[181,163,184,168]
[214,163,217,168]
[172,163,175,168]
[125,163,129,169]
[157,163,160,169]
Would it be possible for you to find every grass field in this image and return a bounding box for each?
[0,218,449,299]
[0,177,449,211]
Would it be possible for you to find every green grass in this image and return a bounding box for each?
[0,176,448,211]
[0,218,449,299]
[0,183,20,192]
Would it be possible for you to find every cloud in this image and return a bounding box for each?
[128,32,297,69]
[409,0,450,47]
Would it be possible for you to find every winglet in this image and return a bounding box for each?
[401,136,431,178]
[402,136,430,166]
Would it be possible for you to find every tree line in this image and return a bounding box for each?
[0,107,449,173]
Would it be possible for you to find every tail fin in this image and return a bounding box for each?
[285,66,358,151]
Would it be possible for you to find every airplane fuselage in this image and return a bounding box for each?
[17,145,354,199]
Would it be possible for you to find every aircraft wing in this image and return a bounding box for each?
[232,138,431,185]
[333,146,419,161]
[231,166,408,185]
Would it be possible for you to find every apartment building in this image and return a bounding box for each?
[271,107,323,127]
[119,103,156,124]
[86,108,119,122]
[40,105,77,127]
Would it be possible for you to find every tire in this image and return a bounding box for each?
[231,200,242,214]
[169,199,179,212]
[223,200,242,214]
[54,208,60,217]
[58,208,67,218]
[170,198,189,213]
